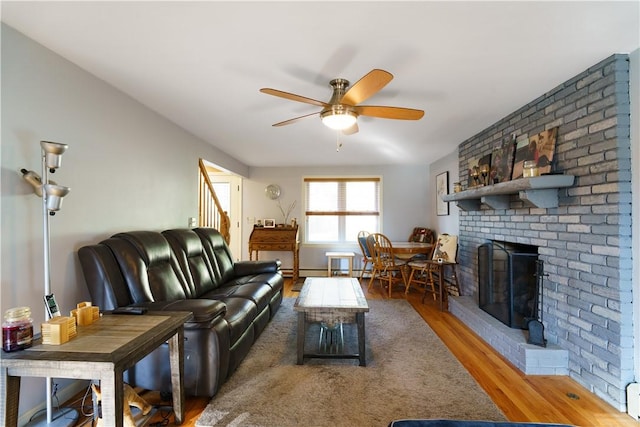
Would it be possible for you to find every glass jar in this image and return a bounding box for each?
[2,306,33,352]
[523,160,539,177]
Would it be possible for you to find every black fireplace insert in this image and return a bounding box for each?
[478,241,539,329]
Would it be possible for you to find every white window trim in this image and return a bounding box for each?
[303,175,382,244]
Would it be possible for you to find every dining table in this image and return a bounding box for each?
[391,242,434,257]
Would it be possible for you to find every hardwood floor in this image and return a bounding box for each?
[68,278,637,426]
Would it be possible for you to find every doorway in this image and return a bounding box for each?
[200,160,243,260]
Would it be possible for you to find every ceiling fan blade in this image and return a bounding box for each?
[340,69,393,106]
[260,88,329,108]
[272,111,320,127]
[342,122,359,135]
[355,105,424,120]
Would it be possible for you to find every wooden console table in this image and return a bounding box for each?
[249,225,300,283]
[0,311,191,427]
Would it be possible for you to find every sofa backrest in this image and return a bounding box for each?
[78,228,240,309]
[78,243,133,310]
[193,228,236,285]
[162,228,221,297]
[107,231,188,304]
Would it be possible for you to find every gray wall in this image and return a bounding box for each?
[0,24,248,419]
[453,54,633,410]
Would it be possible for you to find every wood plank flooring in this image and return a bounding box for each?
[67,278,637,426]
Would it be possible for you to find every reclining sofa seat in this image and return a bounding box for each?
[77,227,283,397]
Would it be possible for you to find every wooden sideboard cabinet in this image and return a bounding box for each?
[249,225,300,283]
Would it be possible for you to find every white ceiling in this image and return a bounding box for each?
[2,1,638,167]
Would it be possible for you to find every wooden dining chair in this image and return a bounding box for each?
[367,233,407,297]
[357,230,373,280]
[406,234,460,298]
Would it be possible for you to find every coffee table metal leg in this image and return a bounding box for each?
[297,312,306,365]
[356,312,366,366]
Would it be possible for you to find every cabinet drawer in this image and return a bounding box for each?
[252,243,292,251]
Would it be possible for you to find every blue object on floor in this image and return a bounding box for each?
[388,420,574,427]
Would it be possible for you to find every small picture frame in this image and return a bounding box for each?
[263,219,276,228]
[436,171,449,216]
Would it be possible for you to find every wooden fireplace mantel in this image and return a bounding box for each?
[442,175,575,211]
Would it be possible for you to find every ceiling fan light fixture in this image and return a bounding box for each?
[321,109,357,130]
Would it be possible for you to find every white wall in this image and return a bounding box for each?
[0,24,249,419]
[243,165,433,274]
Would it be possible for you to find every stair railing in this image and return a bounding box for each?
[198,159,231,244]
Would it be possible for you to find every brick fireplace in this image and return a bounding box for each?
[450,54,632,410]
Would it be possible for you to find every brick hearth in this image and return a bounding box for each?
[449,296,568,375]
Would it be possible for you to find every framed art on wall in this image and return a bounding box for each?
[512,127,558,179]
[491,135,516,183]
[436,171,449,216]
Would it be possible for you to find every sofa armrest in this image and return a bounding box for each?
[234,260,282,276]
[134,299,226,329]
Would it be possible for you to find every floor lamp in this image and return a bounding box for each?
[21,141,78,427]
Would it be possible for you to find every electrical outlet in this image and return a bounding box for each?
[188,217,197,228]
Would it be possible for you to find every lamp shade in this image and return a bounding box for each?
[321,109,357,130]
[43,184,70,212]
[40,141,69,170]
[21,169,44,197]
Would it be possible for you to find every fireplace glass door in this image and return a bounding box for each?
[478,241,538,329]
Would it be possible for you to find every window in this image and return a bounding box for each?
[304,177,380,243]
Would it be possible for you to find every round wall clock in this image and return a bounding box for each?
[265,184,281,200]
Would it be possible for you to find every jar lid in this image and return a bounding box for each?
[4,306,31,322]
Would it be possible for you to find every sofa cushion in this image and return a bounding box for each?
[78,243,133,310]
[193,227,237,284]
[208,282,273,313]
[105,232,188,303]
[214,297,258,345]
[162,228,220,296]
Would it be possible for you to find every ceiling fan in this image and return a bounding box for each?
[260,69,424,135]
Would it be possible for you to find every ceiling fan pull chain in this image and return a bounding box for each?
[336,131,343,152]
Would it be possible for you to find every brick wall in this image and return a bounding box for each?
[455,54,632,410]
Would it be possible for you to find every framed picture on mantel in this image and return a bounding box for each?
[436,171,449,216]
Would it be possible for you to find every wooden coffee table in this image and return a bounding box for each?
[0,311,191,427]
[294,277,369,366]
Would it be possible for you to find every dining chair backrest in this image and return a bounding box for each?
[432,233,458,262]
[408,227,435,244]
[365,234,378,261]
[370,233,399,267]
[357,230,371,258]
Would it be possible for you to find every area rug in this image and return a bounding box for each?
[196,298,505,427]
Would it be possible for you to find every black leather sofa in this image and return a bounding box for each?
[78,227,283,397]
